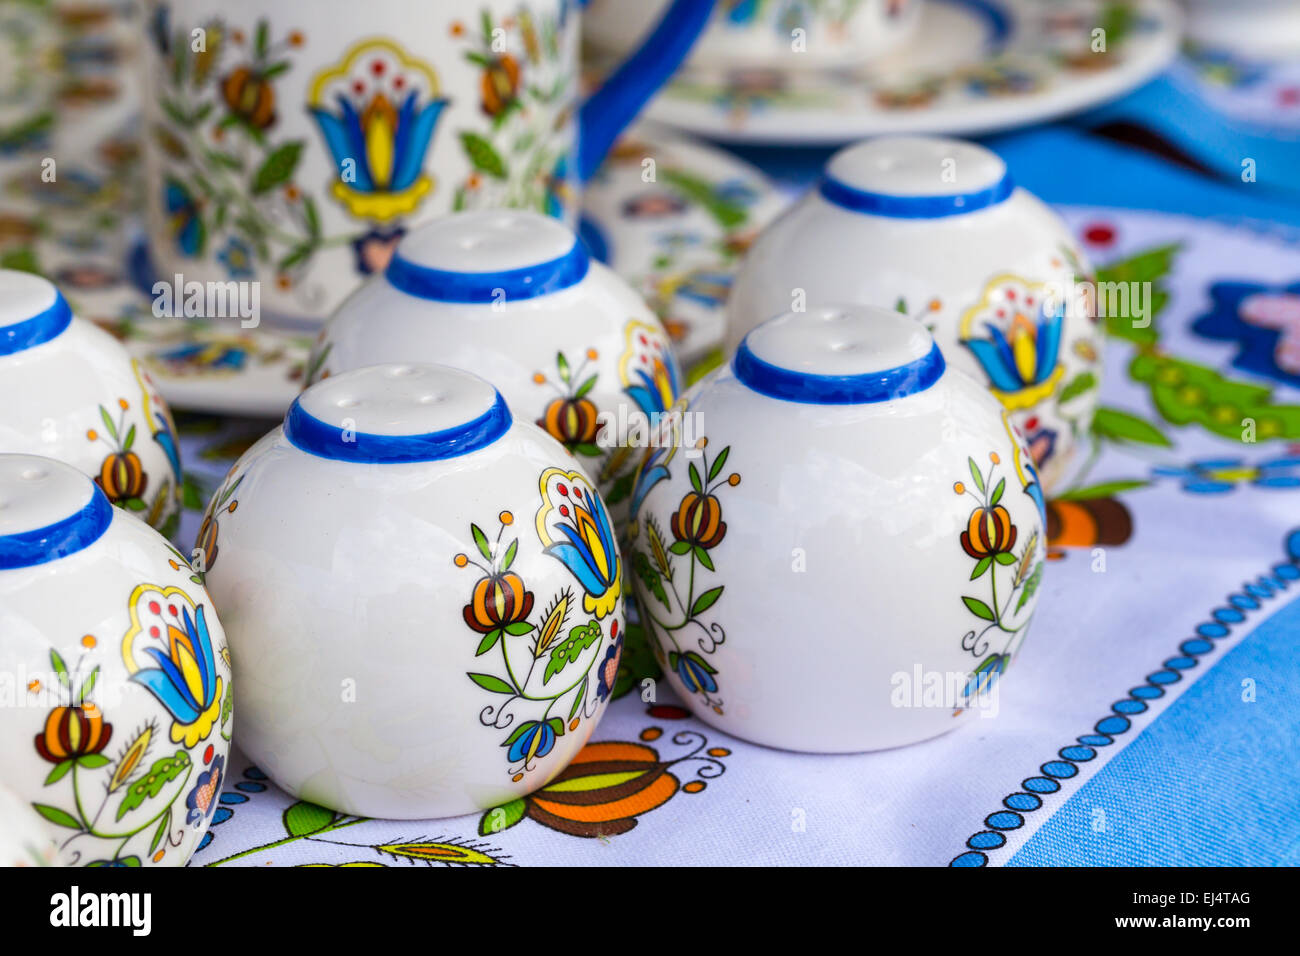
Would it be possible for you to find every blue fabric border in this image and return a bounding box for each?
[1008,587,1300,865]
[950,528,1300,866]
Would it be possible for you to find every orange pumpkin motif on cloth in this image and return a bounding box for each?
[477,726,728,839]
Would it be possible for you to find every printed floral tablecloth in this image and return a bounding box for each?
[3,3,1299,865]
[161,188,1300,866]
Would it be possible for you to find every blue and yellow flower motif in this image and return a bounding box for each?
[629,397,691,518]
[123,587,223,748]
[217,237,254,278]
[1002,410,1046,520]
[671,650,717,695]
[308,39,448,222]
[961,276,1066,411]
[505,718,563,765]
[536,469,622,620]
[619,320,681,418]
[1153,455,1300,494]
[132,359,182,484]
[164,178,204,257]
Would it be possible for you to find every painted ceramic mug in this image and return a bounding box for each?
[139,0,715,323]
[584,0,921,71]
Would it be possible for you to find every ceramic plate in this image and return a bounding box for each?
[610,0,1180,145]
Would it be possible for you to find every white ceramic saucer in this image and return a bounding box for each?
[613,0,1180,145]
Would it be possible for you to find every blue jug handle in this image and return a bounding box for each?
[576,0,717,183]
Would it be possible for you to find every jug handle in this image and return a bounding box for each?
[576,0,716,183]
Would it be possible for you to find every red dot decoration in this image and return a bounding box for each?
[1084,223,1115,246]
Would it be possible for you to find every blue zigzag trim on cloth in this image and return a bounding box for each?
[949,528,1300,867]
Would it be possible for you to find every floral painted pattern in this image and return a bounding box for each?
[150,16,329,286]
[24,584,232,867]
[1152,455,1300,494]
[121,586,226,748]
[533,349,603,457]
[629,435,739,714]
[450,5,575,218]
[1191,281,1300,389]
[307,39,448,223]
[960,276,1068,412]
[85,369,181,535]
[457,468,625,780]
[954,452,1044,708]
[478,724,728,839]
[194,470,241,575]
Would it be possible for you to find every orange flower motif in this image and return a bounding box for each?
[480,55,521,117]
[35,705,112,763]
[538,396,600,448]
[221,66,276,129]
[464,571,535,634]
[961,504,1018,559]
[96,451,147,503]
[671,491,726,550]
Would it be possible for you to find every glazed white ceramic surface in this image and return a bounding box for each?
[727,135,1100,491]
[312,210,683,529]
[140,0,581,324]
[1182,0,1300,60]
[0,454,232,867]
[627,306,1047,752]
[0,270,184,533]
[629,0,1181,145]
[584,0,920,70]
[0,781,59,866]
[118,124,781,419]
[198,363,627,819]
[138,0,708,323]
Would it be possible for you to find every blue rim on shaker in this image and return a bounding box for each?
[732,337,946,405]
[0,486,114,570]
[0,283,73,356]
[384,240,590,304]
[284,390,514,464]
[818,171,1016,219]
